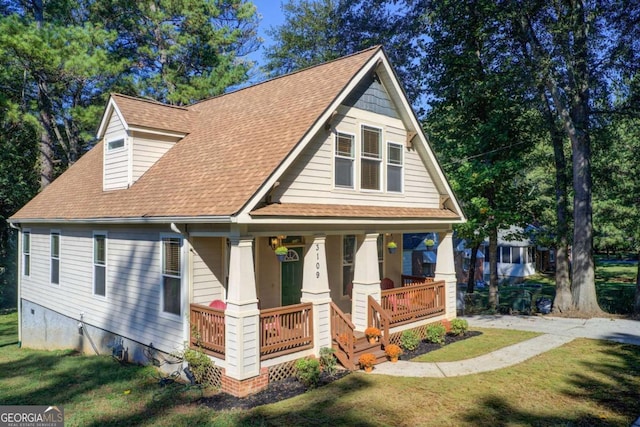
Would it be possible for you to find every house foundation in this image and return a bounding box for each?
[220,367,269,397]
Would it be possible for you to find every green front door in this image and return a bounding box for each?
[281,247,303,306]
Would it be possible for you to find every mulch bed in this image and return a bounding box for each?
[200,331,480,411]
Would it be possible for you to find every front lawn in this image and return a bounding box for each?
[1,312,639,426]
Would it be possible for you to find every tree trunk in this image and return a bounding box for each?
[488,226,499,309]
[543,91,572,313]
[466,244,479,294]
[634,250,640,315]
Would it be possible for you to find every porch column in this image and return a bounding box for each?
[225,236,260,380]
[435,230,457,319]
[351,233,381,331]
[301,235,331,354]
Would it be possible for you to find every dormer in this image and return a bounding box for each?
[96,94,192,191]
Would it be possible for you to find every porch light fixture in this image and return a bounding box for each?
[269,236,279,250]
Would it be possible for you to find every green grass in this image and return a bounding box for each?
[2,312,640,426]
[464,259,638,315]
[411,327,541,362]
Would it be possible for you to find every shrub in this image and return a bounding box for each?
[295,357,321,388]
[400,329,420,351]
[425,323,446,345]
[450,318,469,336]
[319,347,337,375]
[358,353,376,368]
[172,342,213,385]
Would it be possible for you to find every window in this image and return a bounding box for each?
[335,132,354,188]
[107,138,125,151]
[342,235,356,296]
[512,247,522,264]
[387,142,403,192]
[360,125,381,190]
[22,231,30,276]
[93,234,106,296]
[500,246,511,264]
[162,237,182,316]
[51,232,60,285]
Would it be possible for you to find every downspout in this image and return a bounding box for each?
[170,223,191,356]
[8,222,22,347]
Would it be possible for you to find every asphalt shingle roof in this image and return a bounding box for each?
[12,47,382,221]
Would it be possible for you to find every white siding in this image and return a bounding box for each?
[20,225,184,354]
[103,112,130,191]
[131,132,177,182]
[191,237,226,305]
[274,106,441,208]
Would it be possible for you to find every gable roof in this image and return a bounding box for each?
[97,94,193,136]
[10,47,463,224]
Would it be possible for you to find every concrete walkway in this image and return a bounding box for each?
[369,315,640,426]
[371,315,640,377]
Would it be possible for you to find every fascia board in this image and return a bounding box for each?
[96,97,128,139]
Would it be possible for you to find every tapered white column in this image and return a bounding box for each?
[435,230,457,319]
[225,237,260,379]
[351,233,381,331]
[301,235,332,354]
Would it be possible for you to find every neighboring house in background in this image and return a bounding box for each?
[9,47,465,397]
[453,239,485,287]
[480,227,537,283]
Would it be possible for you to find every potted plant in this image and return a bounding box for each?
[364,326,381,344]
[387,241,397,254]
[424,238,435,248]
[275,245,288,262]
[358,353,376,372]
[384,344,403,363]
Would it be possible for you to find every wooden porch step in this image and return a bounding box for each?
[332,335,388,370]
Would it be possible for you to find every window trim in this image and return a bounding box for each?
[386,141,404,193]
[334,131,356,189]
[22,230,31,277]
[360,124,383,192]
[50,231,60,286]
[160,234,183,318]
[93,232,107,298]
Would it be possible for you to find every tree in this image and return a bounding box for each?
[1,0,260,189]
[416,0,540,308]
[591,115,640,313]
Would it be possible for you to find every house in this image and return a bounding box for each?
[453,239,485,287]
[9,47,465,397]
[480,227,537,283]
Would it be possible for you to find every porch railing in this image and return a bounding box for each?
[401,274,434,286]
[367,296,391,347]
[260,302,313,360]
[330,301,356,365]
[381,279,446,326]
[190,303,225,358]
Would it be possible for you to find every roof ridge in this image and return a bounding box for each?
[110,93,191,111]
[190,45,383,108]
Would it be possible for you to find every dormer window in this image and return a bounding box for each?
[107,138,125,151]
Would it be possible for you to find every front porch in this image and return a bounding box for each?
[190,275,446,369]
[186,230,456,397]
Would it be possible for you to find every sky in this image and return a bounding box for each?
[250,1,286,67]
